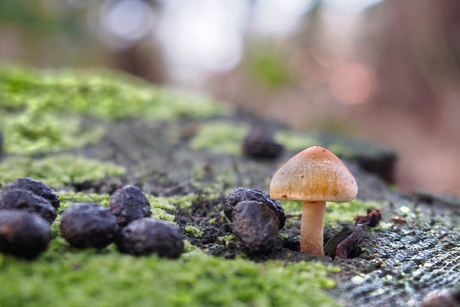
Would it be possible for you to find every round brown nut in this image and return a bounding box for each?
[0,189,56,224]
[60,203,119,249]
[108,185,151,227]
[225,187,286,229]
[2,177,60,209]
[117,218,184,258]
[0,210,51,259]
[232,201,280,255]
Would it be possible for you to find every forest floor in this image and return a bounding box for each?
[0,67,460,306]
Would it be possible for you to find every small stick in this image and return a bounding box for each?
[335,208,382,259]
[336,224,364,259]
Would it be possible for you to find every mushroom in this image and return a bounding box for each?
[270,146,358,256]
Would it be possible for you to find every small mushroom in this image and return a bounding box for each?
[270,146,358,256]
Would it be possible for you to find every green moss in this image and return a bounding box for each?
[146,195,176,211]
[184,225,205,238]
[0,67,231,121]
[0,249,340,307]
[214,168,238,187]
[52,192,113,236]
[151,208,176,223]
[0,67,231,155]
[0,155,126,189]
[279,233,289,240]
[53,191,181,234]
[3,111,104,155]
[196,182,228,201]
[274,132,378,161]
[275,130,323,152]
[184,240,200,253]
[248,47,290,88]
[57,191,178,224]
[223,235,235,244]
[56,192,206,228]
[57,191,111,211]
[281,199,384,227]
[327,144,355,159]
[147,194,197,210]
[189,121,249,155]
[325,200,383,227]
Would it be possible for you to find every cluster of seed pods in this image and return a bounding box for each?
[0,178,183,259]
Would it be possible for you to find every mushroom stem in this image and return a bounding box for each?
[301,201,326,255]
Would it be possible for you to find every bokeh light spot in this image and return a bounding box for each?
[158,0,245,73]
[99,0,155,50]
[329,63,378,105]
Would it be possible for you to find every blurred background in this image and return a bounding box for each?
[1,0,460,195]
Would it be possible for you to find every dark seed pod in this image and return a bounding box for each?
[242,129,284,159]
[225,187,286,229]
[60,203,119,249]
[232,201,280,255]
[0,189,57,224]
[117,218,183,258]
[108,185,152,227]
[0,210,51,259]
[2,177,60,209]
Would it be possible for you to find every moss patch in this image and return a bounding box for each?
[3,111,104,155]
[53,192,204,233]
[189,121,249,155]
[0,155,126,188]
[326,143,356,160]
[57,191,112,210]
[184,225,205,238]
[53,191,184,234]
[0,249,340,307]
[0,67,231,155]
[275,130,323,152]
[147,194,197,211]
[0,67,231,121]
[281,199,384,227]
[326,200,383,227]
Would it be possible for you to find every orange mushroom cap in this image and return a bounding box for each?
[270,146,358,202]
